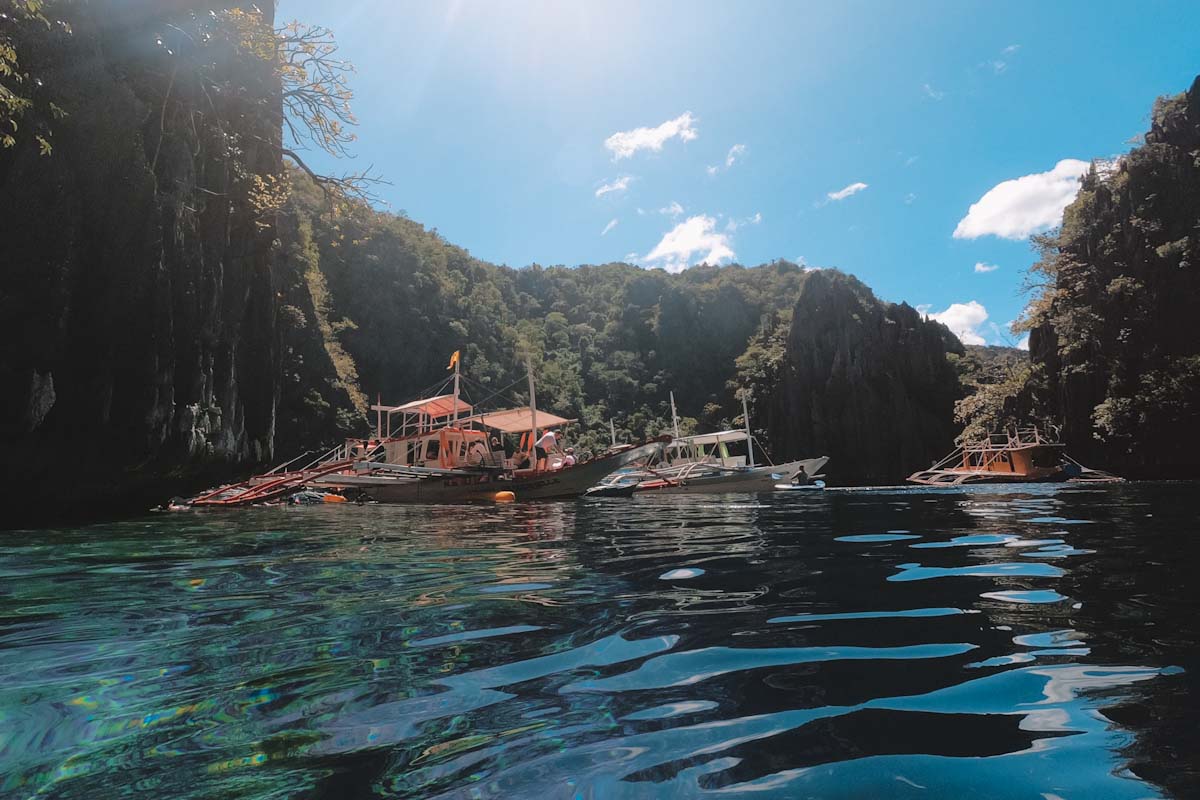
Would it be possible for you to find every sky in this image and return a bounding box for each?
[279,0,1200,349]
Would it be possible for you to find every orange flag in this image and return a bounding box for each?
[446,350,460,370]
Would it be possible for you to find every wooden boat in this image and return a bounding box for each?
[907,426,1122,486]
[191,352,663,505]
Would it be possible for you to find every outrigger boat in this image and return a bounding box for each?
[190,352,663,506]
[628,430,829,494]
[907,426,1122,486]
[587,392,829,496]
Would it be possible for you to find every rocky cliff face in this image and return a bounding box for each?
[1026,76,1200,477]
[758,271,964,485]
[0,3,289,517]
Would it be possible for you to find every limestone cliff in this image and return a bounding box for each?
[0,3,296,518]
[755,271,964,485]
[1024,75,1200,477]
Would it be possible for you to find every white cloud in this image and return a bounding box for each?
[724,211,762,232]
[707,143,747,176]
[904,155,919,167]
[725,143,746,168]
[659,200,684,217]
[990,45,1020,75]
[827,181,869,201]
[974,261,999,273]
[601,218,619,236]
[595,176,633,198]
[923,83,945,101]
[953,159,1089,240]
[643,214,735,273]
[904,192,917,205]
[926,300,989,346]
[1017,335,1030,351]
[604,112,698,160]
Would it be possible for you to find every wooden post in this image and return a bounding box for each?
[526,353,539,469]
[741,390,755,468]
[452,358,461,425]
[669,390,680,440]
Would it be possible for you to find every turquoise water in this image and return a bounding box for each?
[1,484,1197,798]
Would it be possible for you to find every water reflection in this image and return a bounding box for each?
[0,484,1196,798]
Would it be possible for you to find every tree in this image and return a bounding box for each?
[0,0,70,153]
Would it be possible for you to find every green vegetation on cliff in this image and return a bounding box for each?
[284,172,813,456]
[6,3,1195,519]
[1001,76,1200,477]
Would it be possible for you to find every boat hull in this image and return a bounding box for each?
[360,442,658,502]
[634,457,829,495]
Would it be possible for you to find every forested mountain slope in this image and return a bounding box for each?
[16,4,1191,518]
[285,174,819,455]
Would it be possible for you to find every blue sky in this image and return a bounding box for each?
[279,0,1199,347]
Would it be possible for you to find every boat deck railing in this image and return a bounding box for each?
[961,426,1059,452]
[921,426,1060,475]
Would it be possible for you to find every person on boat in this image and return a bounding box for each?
[467,439,488,466]
[561,447,576,468]
[790,465,808,486]
[534,429,557,471]
[515,449,532,470]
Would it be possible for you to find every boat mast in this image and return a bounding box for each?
[525,352,538,459]
[741,390,755,467]
[452,355,461,425]
[669,390,681,440]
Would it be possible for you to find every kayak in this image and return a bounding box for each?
[773,480,826,491]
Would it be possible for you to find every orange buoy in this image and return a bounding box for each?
[493,491,516,503]
[323,494,348,503]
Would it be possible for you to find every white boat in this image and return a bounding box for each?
[598,391,830,495]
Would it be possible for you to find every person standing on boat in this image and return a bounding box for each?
[534,429,557,471]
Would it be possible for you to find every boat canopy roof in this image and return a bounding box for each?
[372,394,473,419]
[672,429,749,447]
[465,407,575,433]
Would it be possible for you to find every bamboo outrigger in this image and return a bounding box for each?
[907,426,1122,486]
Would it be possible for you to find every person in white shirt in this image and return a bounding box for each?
[534,429,557,471]
[561,447,576,468]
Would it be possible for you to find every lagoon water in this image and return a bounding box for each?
[2,484,1198,798]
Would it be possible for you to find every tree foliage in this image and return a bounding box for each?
[282,171,812,456]
[1012,75,1200,475]
[0,0,69,153]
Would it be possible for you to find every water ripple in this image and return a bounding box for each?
[0,484,1196,798]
